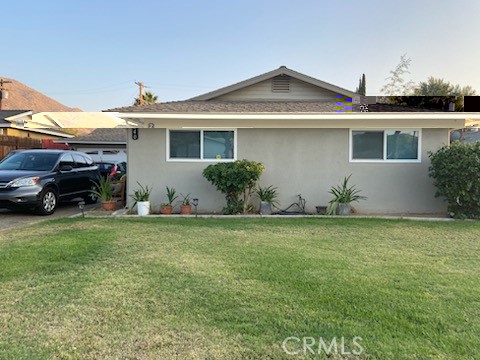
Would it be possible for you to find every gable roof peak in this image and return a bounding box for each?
[189,66,356,101]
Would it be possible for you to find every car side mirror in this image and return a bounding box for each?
[59,164,73,172]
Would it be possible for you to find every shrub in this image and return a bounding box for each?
[429,141,480,218]
[203,160,265,214]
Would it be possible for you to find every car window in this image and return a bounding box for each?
[117,162,127,172]
[0,152,59,171]
[73,154,88,168]
[84,155,94,166]
[97,163,109,171]
[59,154,75,168]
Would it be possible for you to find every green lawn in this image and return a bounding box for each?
[0,218,479,359]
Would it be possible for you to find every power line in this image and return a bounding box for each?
[47,80,135,95]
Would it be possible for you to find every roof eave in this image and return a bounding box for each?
[59,140,127,145]
[113,111,480,121]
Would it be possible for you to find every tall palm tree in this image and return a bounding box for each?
[133,91,158,106]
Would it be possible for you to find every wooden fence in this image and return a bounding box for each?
[0,135,42,160]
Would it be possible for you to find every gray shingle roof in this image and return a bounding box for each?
[107,101,446,113]
[67,128,127,144]
[0,110,31,124]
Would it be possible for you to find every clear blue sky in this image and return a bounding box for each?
[2,0,479,111]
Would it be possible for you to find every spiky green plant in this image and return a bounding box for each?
[90,177,113,202]
[255,185,279,206]
[327,175,366,215]
[129,182,152,208]
[165,186,178,206]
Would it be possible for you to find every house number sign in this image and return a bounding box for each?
[132,128,139,140]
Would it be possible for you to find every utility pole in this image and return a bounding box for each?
[0,79,12,110]
[135,81,144,105]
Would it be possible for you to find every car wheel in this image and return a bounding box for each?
[36,188,58,215]
[84,184,98,204]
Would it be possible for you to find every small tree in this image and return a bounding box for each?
[429,142,480,219]
[203,160,265,214]
[380,53,416,96]
[355,73,366,96]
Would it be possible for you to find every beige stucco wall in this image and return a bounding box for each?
[214,77,340,101]
[127,128,449,214]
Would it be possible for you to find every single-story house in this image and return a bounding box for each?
[57,128,127,163]
[110,66,480,214]
[0,110,73,140]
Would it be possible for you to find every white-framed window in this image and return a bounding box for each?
[166,129,237,162]
[349,129,421,163]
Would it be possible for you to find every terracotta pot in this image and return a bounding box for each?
[180,204,192,215]
[160,205,173,214]
[102,200,117,211]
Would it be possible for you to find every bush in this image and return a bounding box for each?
[429,141,480,218]
[203,160,265,214]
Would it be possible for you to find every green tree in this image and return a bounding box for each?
[387,78,477,111]
[414,77,477,111]
[133,91,159,106]
[355,73,366,95]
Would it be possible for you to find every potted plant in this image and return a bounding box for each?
[327,175,367,215]
[90,177,115,211]
[160,186,178,214]
[255,185,279,215]
[130,182,152,216]
[180,193,192,215]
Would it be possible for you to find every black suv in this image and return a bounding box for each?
[0,150,100,215]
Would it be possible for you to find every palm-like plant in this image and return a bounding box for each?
[90,177,113,202]
[255,185,279,206]
[133,91,159,105]
[129,182,152,207]
[327,175,366,215]
[165,186,178,206]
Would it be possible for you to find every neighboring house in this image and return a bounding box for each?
[456,129,480,144]
[58,128,127,162]
[30,112,131,130]
[1,110,73,159]
[0,110,73,140]
[109,66,480,214]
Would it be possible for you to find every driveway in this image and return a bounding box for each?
[0,199,98,231]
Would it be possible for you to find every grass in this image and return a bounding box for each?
[0,218,479,359]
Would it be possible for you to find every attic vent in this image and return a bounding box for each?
[272,76,290,93]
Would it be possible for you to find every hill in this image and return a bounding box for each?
[0,77,82,112]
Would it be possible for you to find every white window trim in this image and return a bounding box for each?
[349,128,422,163]
[166,128,238,162]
